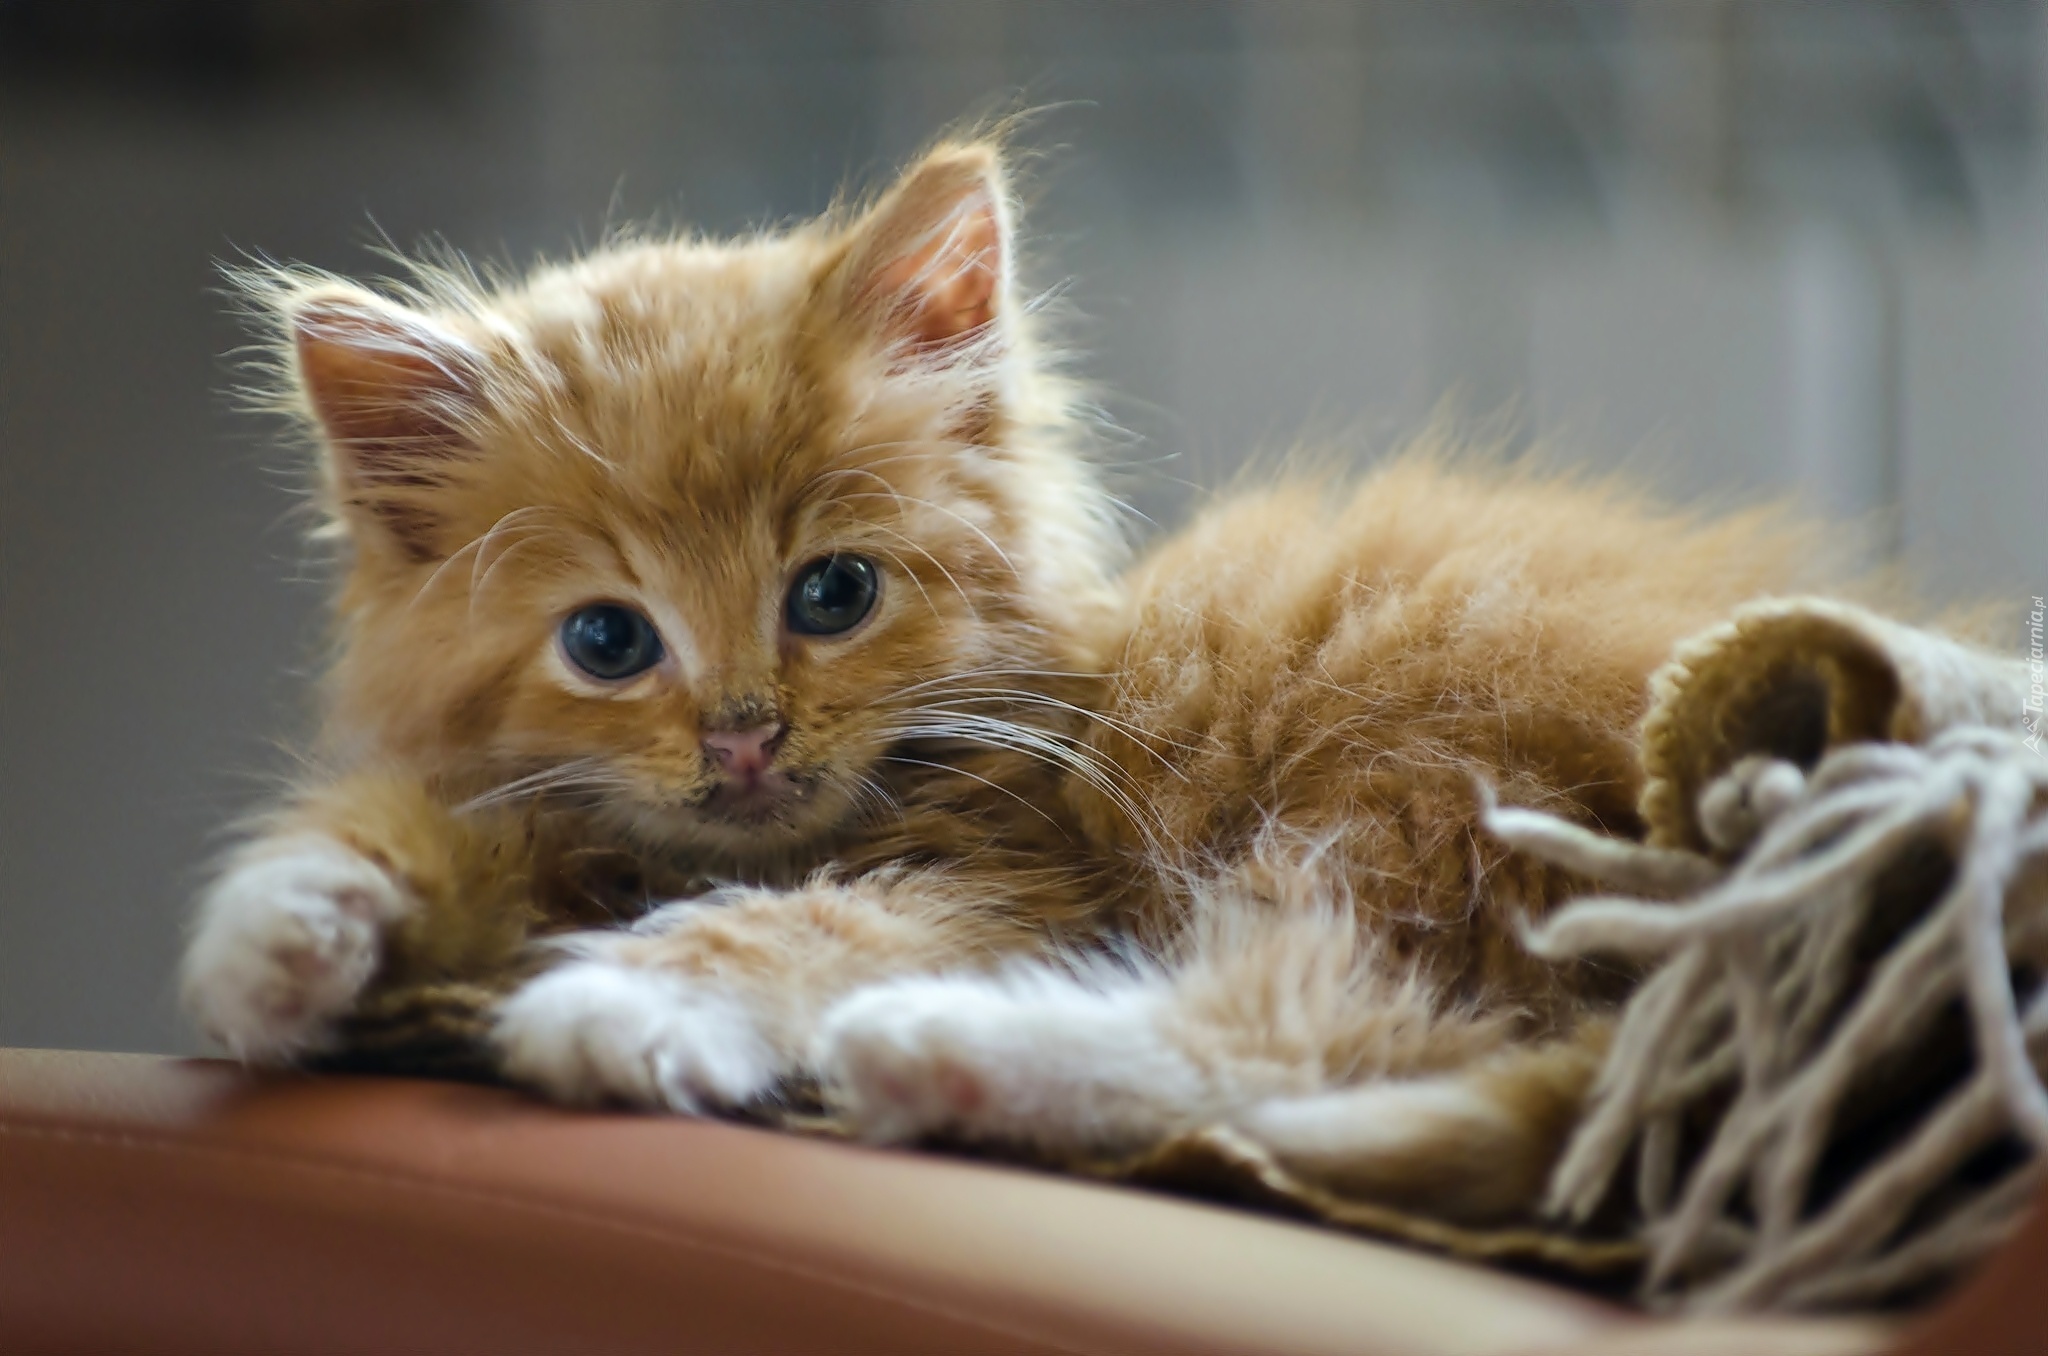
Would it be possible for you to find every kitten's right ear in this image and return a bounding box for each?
[841,143,1013,360]
[284,285,484,559]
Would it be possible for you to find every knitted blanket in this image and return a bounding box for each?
[1482,597,2042,1309]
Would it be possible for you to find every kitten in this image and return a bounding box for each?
[183,140,1828,1223]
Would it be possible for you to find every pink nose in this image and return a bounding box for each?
[701,723,785,781]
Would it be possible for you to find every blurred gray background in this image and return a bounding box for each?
[2,0,2043,1056]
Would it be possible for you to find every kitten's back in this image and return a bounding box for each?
[1078,452,1844,1015]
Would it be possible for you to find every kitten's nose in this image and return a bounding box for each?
[701,723,786,782]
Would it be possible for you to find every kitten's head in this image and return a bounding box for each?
[254,143,1122,867]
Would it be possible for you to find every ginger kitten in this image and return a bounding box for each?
[184,140,1826,1223]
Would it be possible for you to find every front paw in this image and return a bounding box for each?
[813,977,1015,1144]
[814,974,1204,1151]
[493,959,778,1112]
[181,835,409,1064]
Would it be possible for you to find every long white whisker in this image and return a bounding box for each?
[880,754,1066,836]
[803,443,955,486]
[846,770,905,827]
[831,488,1018,579]
[914,690,1199,769]
[860,541,941,619]
[880,664,1095,702]
[408,535,487,612]
[882,712,1141,791]
[880,714,1167,853]
[458,758,628,813]
[876,664,1205,771]
[467,506,563,601]
[862,521,980,622]
[470,533,554,612]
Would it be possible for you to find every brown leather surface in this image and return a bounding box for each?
[1889,1185,2048,1356]
[1513,1317,1898,1356]
[0,1048,1631,1356]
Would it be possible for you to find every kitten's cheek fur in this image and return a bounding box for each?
[181,835,410,1064]
[492,959,778,1113]
[814,974,1210,1151]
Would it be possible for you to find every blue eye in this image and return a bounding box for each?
[786,555,879,636]
[560,604,663,680]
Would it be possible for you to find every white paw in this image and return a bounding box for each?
[1236,1078,1542,1220]
[814,971,1207,1151]
[181,835,409,1064]
[493,959,778,1112]
[1238,1079,1511,1166]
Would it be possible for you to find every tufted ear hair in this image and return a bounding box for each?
[284,285,485,559]
[843,143,1012,360]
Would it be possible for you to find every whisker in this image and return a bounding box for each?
[880,754,1065,835]
[914,690,1199,769]
[408,537,486,613]
[458,757,629,813]
[846,770,905,827]
[802,442,957,487]
[879,664,1095,703]
[892,715,1110,775]
[468,505,565,600]
[860,540,942,619]
[861,522,981,622]
[875,664,1206,772]
[830,487,1019,578]
[879,713,1170,854]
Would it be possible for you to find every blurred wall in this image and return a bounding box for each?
[2,0,2044,1055]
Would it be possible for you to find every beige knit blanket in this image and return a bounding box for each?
[1484,597,2043,1310]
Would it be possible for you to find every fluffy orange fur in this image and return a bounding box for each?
[182,139,1839,1224]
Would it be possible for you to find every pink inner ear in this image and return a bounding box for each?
[873,191,1003,349]
[290,296,481,560]
[293,300,476,461]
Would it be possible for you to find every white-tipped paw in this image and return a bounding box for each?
[1236,1079,1546,1221]
[181,836,408,1064]
[815,973,1203,1151]
[813,978,1005,1143]
[493,959,778,1112]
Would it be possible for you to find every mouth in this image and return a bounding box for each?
[697,770,809,826]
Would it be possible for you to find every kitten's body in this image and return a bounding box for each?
[184,142,1829,1223]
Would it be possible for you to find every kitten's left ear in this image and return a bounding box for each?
[843,143,1012,356]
